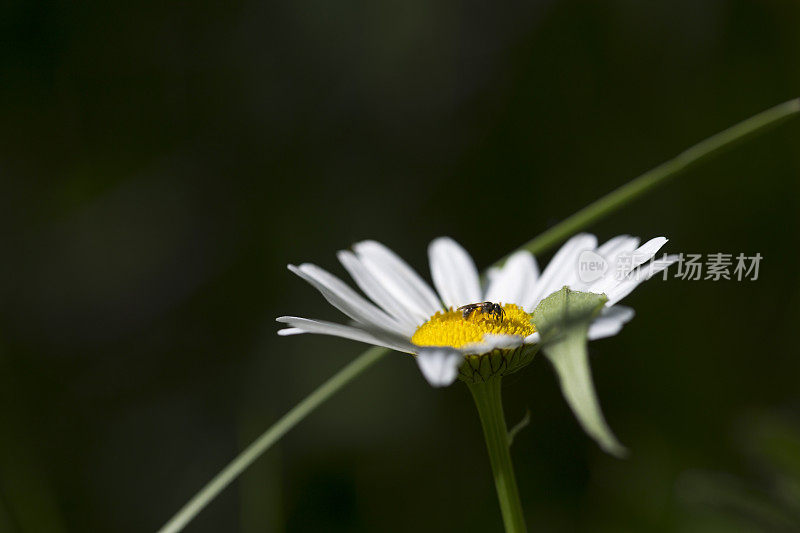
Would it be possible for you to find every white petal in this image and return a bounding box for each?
[277,327,304,335]
[584,235,640,291]
[596,235,639,258]
[524,332,541,344]
[428,237,482,308]
[606,254,679,306]
[587,305,635,340]
[353,240,442,322]
[276,316,415,353]
[484,250,540,311]
[529,233,598,306]
[288,263,407,335]
[416,347,463,387]
[566,235,641,293]
[591,237,668,295]
[484,266,502,287]
[631,237,669,267]
[589,237,664,295]
[337,250,419,335]
[459,333,524,355]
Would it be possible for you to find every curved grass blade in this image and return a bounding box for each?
[503,98,800,266]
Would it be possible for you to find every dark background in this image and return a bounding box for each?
[2,1,800,531]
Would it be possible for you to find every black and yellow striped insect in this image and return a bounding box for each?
[457,301,505,322]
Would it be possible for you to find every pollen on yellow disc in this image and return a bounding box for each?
[411,303,535,348]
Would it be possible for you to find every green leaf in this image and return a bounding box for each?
[532,287,627,457]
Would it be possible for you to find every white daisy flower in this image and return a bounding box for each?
[277,233,677,388]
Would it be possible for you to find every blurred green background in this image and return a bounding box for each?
[2,1,800,531]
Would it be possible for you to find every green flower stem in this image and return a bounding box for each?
[468,378,527,533]
[158,98,799,533]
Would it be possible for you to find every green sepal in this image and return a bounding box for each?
[458,344,539,384]
[531,286,627,457]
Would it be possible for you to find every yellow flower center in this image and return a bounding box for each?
[411,303,535,348]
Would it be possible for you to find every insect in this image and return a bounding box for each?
[457,301,505,322]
